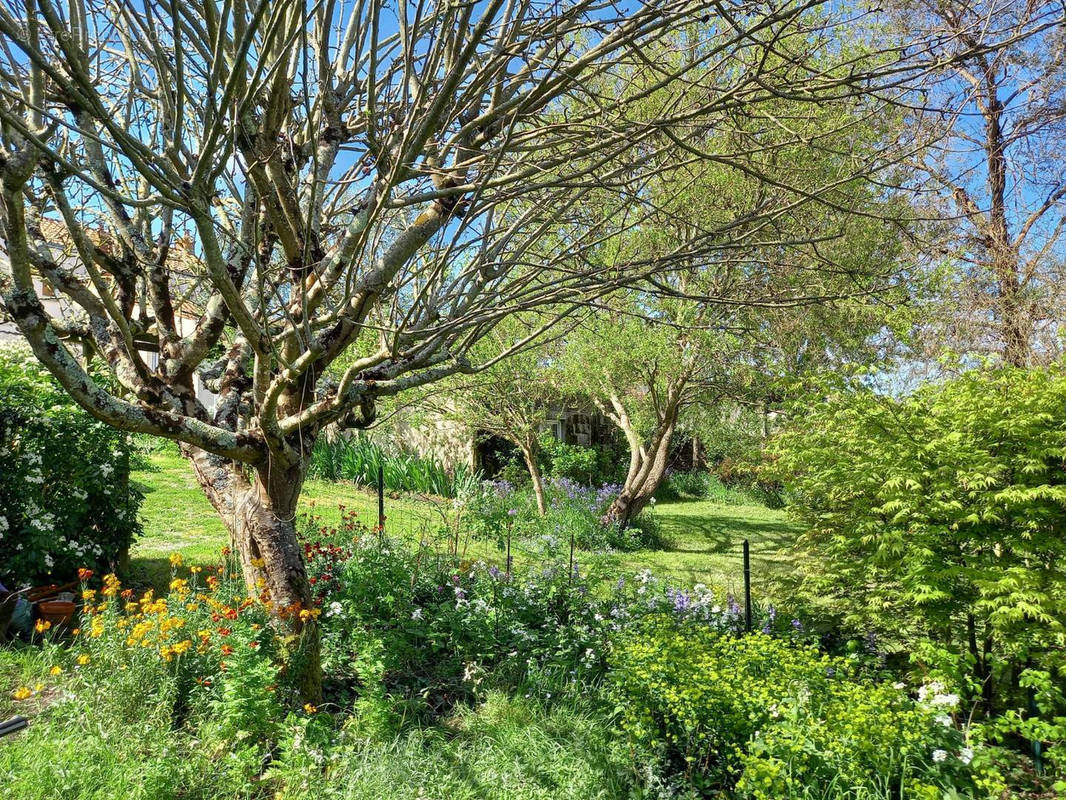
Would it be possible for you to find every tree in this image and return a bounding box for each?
[557,66,912,527]
[894,0,1066,365]
[431,316,564,515]
[0,0,1001,699]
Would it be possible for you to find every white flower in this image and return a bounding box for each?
[411,608,423,620]
[893,681,906,690]
[958,747,974,765]
[931,693,959,709]
[935,714,953,727]
[931,749,948,763]
[327,601,343,618]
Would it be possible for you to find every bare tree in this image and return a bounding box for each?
[895,0,1066,366]
[0,0,1003,698]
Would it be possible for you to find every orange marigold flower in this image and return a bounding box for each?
[220,644,234,656]
[34,619,51,633]
[77,568,93,581]
[220,546,231,557]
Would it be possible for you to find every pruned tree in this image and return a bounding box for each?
[893,0,1066,366]
[0,0,993,698]
[432,316,566,516]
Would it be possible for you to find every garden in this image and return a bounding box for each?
[2,1,1066,798]
[2,348,1065,799]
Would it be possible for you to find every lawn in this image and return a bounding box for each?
[130,451,801,594]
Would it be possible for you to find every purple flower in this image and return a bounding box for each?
[791,619,803,631]
[488,565,501,580]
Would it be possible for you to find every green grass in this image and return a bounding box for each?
[616,500,802,594]
[129,451,447,590]
[130,453,801,593]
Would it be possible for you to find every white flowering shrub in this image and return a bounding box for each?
[0,344,142,587]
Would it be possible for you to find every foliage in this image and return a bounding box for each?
[462,477,664,553]
[610,619,1004,798]
[308,435,482,499]
[537,432,624,487]
[767,364,1066,772]
[0,344,143,587]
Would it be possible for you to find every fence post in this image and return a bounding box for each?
[743,539,752,633]
[377,464,385,537]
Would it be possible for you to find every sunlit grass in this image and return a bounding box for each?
[130,453,801,594]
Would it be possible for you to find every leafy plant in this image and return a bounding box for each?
[609,619,1003,798]
[309,435,482,499]
[767,364,1066,771]
[0,343,143,587]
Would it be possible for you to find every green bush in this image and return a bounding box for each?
[609,619,1004,798]
[0,344,142,587]
[463,478,664,553]
[537,432,625,487]
[766,365,1066,772]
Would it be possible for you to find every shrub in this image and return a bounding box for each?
[463,477,663,553]
[609,619,1004,798]
[537,432,626,487]
[766,365,1066,762]
[0,344,142,587]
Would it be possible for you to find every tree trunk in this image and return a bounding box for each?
[519,441,547,516]
[187,448,322,704]
[602,411,677,528]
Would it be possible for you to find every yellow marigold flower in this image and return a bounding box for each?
[172,639,192,655]
[49,666,62,676]
[76,654,91,666]
[250,557,265,569]
[34,619,51,633]
[82,589,96,602]
[33,683,43,692]
[185,603,199,611]
[169,553,184,568]
[12,687,32,701]
[71,628,80,636]
[190,566,202,574]
[303,703,317,714]
[169,578,189,595]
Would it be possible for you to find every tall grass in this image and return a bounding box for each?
[309,435,482,498]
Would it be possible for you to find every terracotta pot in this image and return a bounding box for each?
[37,600,76,626]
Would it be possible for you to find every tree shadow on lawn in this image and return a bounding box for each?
[655,511,800,557]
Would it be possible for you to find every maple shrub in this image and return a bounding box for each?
[766,365,1066,772]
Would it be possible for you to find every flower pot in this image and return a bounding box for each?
[36,600,76,627]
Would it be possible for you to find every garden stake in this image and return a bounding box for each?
[569,529,575,587]
[377,464,385,538]
[743,539,752,633]
[506,528,512,579]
